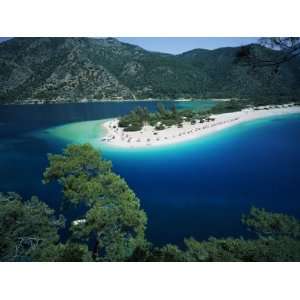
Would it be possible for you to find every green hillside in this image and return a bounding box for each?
[1,38,300,103]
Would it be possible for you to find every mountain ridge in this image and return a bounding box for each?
[1,37,300,103]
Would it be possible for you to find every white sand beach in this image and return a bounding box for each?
[101,104,300,148]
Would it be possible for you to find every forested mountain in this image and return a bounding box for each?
[1,37,300,103]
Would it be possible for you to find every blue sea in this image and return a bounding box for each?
[0,100,300,246]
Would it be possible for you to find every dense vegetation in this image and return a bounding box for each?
[1,38,300,103]
[118,103,213,131]
[1,144,299,262]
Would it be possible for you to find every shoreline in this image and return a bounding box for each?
[100,104,300,148]
[1,98,233,106]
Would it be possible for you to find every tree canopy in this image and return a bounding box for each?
[242,207,300,239]
[0,192,64,261]
[236,37,300,72]
[43,144,147,261]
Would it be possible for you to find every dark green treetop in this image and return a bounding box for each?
[242,206,300,239]
[0,192,64,261]
[43,144,147,261]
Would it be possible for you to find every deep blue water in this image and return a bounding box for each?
[100,115,300,245]
[0,101,300,247]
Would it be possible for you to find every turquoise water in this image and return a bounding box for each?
[38,113,300,246]
[0,101,299,246]
[175,100,217,111]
